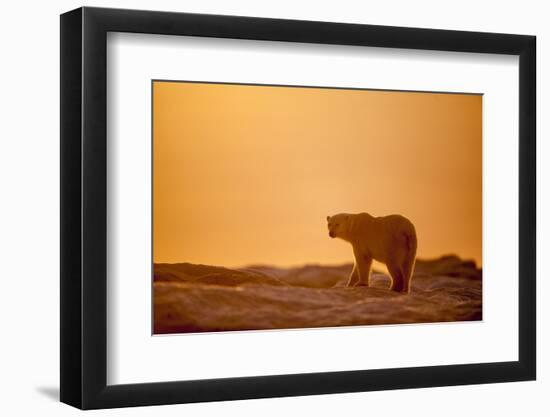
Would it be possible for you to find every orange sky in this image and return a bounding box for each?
[153,81,482,268]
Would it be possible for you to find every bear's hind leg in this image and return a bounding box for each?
[400,232,417,293]
[387,263,406,292]
[401,253,416,293]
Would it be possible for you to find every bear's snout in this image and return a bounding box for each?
[329,231,335,238]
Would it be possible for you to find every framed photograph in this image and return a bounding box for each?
[60,6,536,409]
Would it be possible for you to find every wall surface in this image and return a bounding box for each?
[0,0,546,415]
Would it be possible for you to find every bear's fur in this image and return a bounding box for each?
[327,212,417,293]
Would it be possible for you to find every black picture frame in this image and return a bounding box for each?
[60,6,536,410]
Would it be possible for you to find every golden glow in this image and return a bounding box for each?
[153,82,482,267]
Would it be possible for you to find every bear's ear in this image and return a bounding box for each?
[326,216,330,221]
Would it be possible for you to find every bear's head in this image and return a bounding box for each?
[326,213,350,240]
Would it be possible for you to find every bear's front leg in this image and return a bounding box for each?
[353,247,372,287]
[346,264,359,287]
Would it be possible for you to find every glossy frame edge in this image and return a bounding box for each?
[60,6,536,410]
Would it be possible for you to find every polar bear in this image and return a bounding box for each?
[327,212,417,293]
